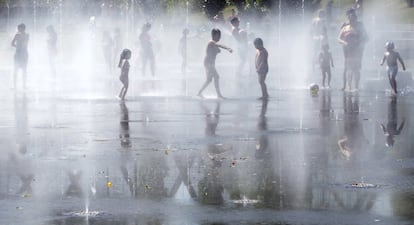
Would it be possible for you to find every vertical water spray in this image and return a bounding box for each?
[277,0,282,90]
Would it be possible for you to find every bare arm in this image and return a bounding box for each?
[337,136,348,151]
[380,124,387,134]
[397,119,405,134]
[216,43,233,53]
[330,53,334,67]
[11,34,17,47]
[337,28,347,46]
[380,55,386,66]
[397,53,406,70]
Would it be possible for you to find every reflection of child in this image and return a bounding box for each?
[318,44,334,88]
[380,42,406,95]
[254,38,269,99]
[118,49,132,100]
[197,29,232,99]
[12,23,29,89]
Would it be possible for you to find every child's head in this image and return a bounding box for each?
[17,23,26,32]
[346,8,357,22]
[322,44,329,51]
[142,22,151,32]
[211,29,221,42]
[230,17,240,27]
[253,38,264,49]
[182,28,189,36]
[385,41,395,51]
[119,49,132,67]
[317,9,326,19]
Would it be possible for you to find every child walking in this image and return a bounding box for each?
[380,42,406,95]
[197,29,232,99]
[318,44,334,88]
[118,49,132,100]
[254,38,269,99]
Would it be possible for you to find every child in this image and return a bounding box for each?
[380,42,406,95]
[254,38,269,99]
[318,44,334,88]
[197,29,232,99]
[118,49,132,100]
[139,22,155,77]
[11,23,29,89]
[230,17,248,74]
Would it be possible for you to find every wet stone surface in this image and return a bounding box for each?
[1,66,414,225]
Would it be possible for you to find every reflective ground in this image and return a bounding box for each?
[1,61,414,225]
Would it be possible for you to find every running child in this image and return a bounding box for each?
[380,42,406,95]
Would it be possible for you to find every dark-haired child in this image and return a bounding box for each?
[118,49,132,100]
[197,29,232,99]
[254,38,269,99]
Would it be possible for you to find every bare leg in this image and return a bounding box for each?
[354,70,360,90]
[198,77,212,97]
[121,87,128,100]
[342,67,347,90]
[327,70,332,87]
[13,66,18,89]
[150,56,155,77]
[213,76,224,98]
[22,66,27,89]
[142,56,147,76]
[119,87,125,99]
[322,70,326,87]
[259,74,268,98]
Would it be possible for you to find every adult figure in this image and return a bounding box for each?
[139,22,155,77]
[338,8,368,91]
[230,17,248,74]
[11,23,29,89]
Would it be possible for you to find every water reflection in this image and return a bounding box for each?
[198,101,224,205]
[381,97,405,147]
[338,92,368,160]
[10,94,34,196]
[65,170,83,198]
[119,102,134,196]
[255,99,268,159]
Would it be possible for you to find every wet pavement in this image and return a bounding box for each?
[1,63,414,225]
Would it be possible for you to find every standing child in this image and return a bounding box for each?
[12,23,29,89]
[380,42,406,95]
[254,38,269,99]
[319,44,334,88]
[118,49,132,100]
[197,29,232,99]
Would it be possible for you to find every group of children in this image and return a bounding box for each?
[11,17,406,100]
[117,21,269,101]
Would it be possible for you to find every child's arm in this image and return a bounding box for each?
[380,124,387,134]
[11,34,18,47]
[330,52,334,67]
[380,55,386,66]
[216,43,233,53]
[397,119,405,134]
[397,53,406,70]
[256,51,264,71]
